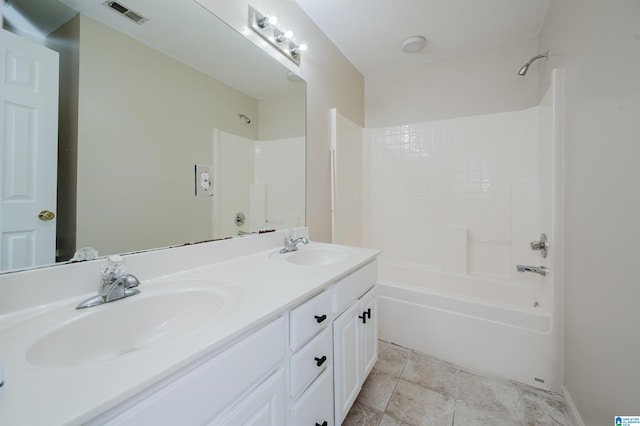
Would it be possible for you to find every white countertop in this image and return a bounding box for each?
[0,238,378,425]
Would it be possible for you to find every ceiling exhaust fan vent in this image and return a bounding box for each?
[103,1,149,25]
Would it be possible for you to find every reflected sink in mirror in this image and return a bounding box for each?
[26,280,240,368]
[271,245,356,266]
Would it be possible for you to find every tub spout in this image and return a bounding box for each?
[516,265,548,276]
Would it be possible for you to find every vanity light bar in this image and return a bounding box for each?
[248,5,305,65]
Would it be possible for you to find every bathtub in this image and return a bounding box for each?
[376,260,560,392]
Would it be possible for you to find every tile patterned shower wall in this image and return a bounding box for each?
[364,108,541,280]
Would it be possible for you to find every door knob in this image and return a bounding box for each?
[38,210,55,221]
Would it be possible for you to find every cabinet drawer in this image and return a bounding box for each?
[290,367,334,426]
[290,289,332,351]
[101,317,286,425]
[290,327,332,398]
[333,260,377,316]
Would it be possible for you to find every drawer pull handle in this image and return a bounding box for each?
[316,422,328,426]
[314,355,327,367]
[314,314,327,323]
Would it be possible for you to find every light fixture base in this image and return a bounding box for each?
[249,5,303,65]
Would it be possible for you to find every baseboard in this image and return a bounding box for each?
[562,385,585,426]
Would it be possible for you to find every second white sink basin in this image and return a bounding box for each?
[272,244,356,266]
[26,280,239,368]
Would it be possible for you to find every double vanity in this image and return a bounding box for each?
[0,230,379,425]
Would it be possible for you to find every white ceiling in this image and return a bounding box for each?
[294,0,551,75]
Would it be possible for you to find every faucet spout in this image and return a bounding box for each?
[516,265,548,276]
[280,231,310,253]
[77,274,141,309]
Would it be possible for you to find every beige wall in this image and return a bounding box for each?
[258,92,306,140]
[365,37,540,127]
[540,1,640,424]
[196,0,365,242]
[76,15,260,255]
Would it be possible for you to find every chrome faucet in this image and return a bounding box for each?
[76,256,141,309]
[280,230,309,253]
[516,265,549,276]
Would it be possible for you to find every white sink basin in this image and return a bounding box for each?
[272,245,356,266]
[26,280,239,368]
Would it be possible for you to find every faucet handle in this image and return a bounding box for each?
[284,229,295,242]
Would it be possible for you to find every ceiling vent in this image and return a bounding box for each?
[103,1,149,25]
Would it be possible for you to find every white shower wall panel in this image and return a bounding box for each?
[255,137,306,229]
[364,108,542,281]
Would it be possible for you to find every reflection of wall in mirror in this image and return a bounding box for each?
[66,14,260,256]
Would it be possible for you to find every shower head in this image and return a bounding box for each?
[518,51,548,76]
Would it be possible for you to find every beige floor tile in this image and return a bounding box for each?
[456,369,524,424]
[453,399,524,426]
[379,414,405,426]
[343,400,383,426]
[520,387,572,426]
[375,340,410,377]
[357,368,399,412]
[346,342,571,426]
[401,351,459,397]
[386,379,455,426]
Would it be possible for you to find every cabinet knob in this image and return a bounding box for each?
[316,421,328,426]
[314,314,327,323]
[314,355,327,367]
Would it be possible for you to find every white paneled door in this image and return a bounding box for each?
[0,29,59,271]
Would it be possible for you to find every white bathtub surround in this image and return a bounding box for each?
[213,130,305,237]
[0,230,379,424]
[364,72,564,393]
[364,107,544,282]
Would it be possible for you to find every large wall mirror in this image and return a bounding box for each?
[0,0,306,273]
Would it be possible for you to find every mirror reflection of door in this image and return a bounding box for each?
[0,29,59,270]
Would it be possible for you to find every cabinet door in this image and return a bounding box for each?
[290,367,334,426]
[333,301,361,425]
[95,318,286,425]
[210,369,286,426]
[360,287,378,378]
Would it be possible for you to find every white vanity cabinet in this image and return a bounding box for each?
[88,259,377,426]
[93,317,287,425]
[332,261,378,425]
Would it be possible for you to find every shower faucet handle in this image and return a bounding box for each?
[530,233,548,258]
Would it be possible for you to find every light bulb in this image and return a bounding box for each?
[276,29,293,43]
[257,14,278,28]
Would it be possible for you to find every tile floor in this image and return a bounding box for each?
[343,340,572,426]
